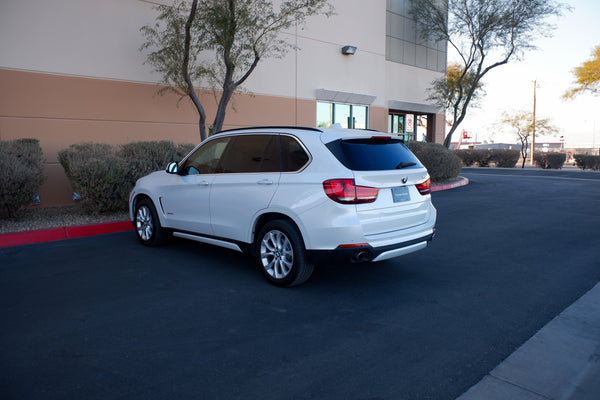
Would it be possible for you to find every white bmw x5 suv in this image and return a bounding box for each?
[129,126,436,286]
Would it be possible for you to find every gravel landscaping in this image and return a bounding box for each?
[0,205,129,235]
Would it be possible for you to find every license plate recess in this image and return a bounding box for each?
[391,186,410,203]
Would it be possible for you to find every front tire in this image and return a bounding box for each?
[256,219,314,287]
[134,198,168,246]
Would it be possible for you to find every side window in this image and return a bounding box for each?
[181,137,231,175]
[281,135,310,172]
[220,135,280,173]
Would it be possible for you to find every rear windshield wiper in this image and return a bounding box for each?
[396,162,417,169]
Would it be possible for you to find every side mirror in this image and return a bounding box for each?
[166,161,179,174]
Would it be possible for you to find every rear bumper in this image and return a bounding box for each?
[306,232,434,264]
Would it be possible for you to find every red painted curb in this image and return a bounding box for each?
[431,176,470,192]
[66,220,133,239]
[0,227,67,248]
[0,220,133,248]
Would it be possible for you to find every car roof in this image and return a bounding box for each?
[213,124,396,142]
[214,126,323,135]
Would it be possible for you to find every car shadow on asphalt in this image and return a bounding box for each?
[160,235,427,290]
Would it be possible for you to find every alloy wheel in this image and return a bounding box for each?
[260,230,294,279]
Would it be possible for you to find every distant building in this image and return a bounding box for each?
[451,142,565,152]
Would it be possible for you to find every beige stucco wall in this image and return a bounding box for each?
[0,0,444,207]
[0,69,331,206]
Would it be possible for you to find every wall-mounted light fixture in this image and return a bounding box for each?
[341,45,357,55]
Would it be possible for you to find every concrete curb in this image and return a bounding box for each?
[0,178,469,248]
[457,282,600,400]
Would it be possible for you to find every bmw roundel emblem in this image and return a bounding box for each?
[402,177,408,184]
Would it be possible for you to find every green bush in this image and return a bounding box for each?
[454,149,477,166]
[491,149,520,168]
[455,149,520,168]
[58,143,129,213]
[573,154,600,171]
[454,149,492,167]
[0,138,45,218]
[409,141,462,182]
[176,143,196,159]
[59,140,193,213]
[533,152,566,169]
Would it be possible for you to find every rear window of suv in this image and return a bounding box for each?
[326,137,422,171]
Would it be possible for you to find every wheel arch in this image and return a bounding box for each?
[131,193,152,217]
[252,212,309,251]
[131,192,166,226]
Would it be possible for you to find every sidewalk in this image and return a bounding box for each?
[457,282,600,400]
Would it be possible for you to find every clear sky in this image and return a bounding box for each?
[452,0,600,148]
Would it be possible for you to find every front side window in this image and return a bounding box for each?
[180,136,231,175]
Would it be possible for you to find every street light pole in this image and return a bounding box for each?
[594,120,597,156]
[530,80,537,166]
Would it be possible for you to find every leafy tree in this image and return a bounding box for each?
[498,111,558,168]
[427,62,484,127]
[141,0,334,141]
[563,45,600,99]
[412,0,568,148]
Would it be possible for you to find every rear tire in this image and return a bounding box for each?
[256,219,314,287]
[134,198,168,246]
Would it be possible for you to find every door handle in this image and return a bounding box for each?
[198,180,210,186]
[257,179,273,185]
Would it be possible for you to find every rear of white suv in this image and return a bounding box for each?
[129,126,436,286]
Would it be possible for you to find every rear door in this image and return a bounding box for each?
[209,134,281,242]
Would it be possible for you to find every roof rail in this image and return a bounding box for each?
[325,124,380,132]
[214,126,323,134]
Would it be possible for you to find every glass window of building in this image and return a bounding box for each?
[317,101,368,129]
[388,113,419,142]
[385,0,447,72]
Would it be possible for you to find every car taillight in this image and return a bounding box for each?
[323,179,379,204]
[416,178,431,195]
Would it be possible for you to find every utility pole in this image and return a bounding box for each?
[530,80,537,166]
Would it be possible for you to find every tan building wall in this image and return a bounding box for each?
[0,68,392,206]
[0,0,445,207]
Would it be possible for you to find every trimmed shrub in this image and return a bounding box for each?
[59,143,130,213]
[533,152,566,169]
[573,154,600,171]
[454,149,477,166]
[59,141,194,213]
[176,143,196,159]
[454,149,492,167]
[119,140,195,184]
[455,149,521,168]
[119,141,179,174]
[409,141,462,182]
[0,138,45,218]
[491,149,520,168]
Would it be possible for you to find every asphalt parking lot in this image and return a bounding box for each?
[1,168,599,400]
